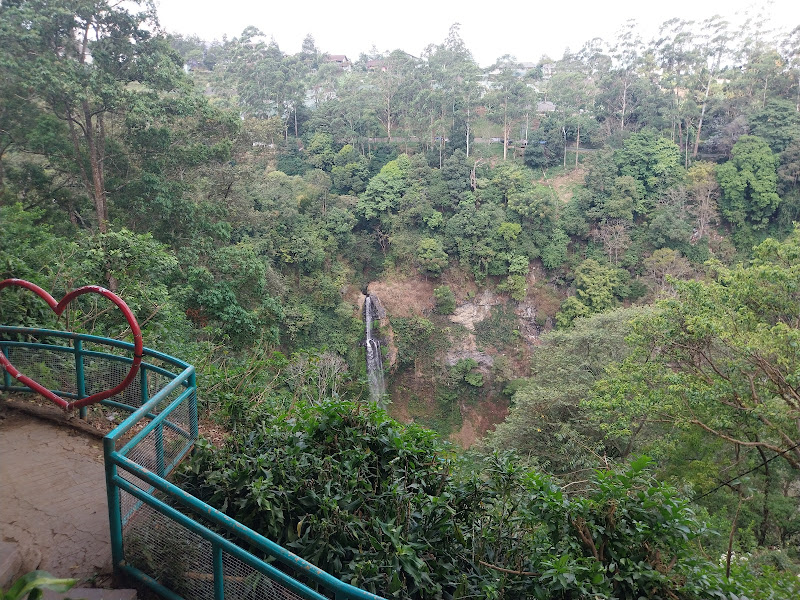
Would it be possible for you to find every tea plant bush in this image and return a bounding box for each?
[177,400,798,599]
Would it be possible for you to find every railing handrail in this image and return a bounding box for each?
[1,326,389,600]
[0,326,191,370]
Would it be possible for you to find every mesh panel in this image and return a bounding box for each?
[84,355,136,404]
[163,393,193,471]
[2,346,76,394]
[121,492,317,600]
[118,469,153,526]
[126,424,160,472]
[123,393,193,476]
[122,492,214,599]
[223,551,306,600]
[147,369,173,405]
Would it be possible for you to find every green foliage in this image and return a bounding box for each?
[186,243,283,348]
[433,285,456,314]
[178,400,457,598]
[306,132,336,170]
[357,154,411,220]
[541,228,569,270]
[450,358,484,387]
[524,141,559,169]
[2,571,76,600]
[716,135,781,239]
[0,204,79,327]
[615,130,684,203]
[591,230,800,548]
[497,273,528,300]
[180,403,766,599]
[490,307,646,475]
[392,317,436,367]
[331,145,370,194]
[749,99,800,154]
[415,237,448,276]
[474,305,519,350]
[556,259,626,328]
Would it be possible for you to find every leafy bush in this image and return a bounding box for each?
[433,285,456,314]
[178,400,460,598]
[177,400,787,599]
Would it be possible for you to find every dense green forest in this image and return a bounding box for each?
[2,1,800,597]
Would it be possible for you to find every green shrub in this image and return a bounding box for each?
[177,400,787,599]
[433,285,456,314]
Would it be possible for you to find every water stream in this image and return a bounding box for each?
[364,295,385,404]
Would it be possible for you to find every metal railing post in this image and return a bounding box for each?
[213,546,225,600]
[104,436,124,573]
[2,345,11,389]
[188,370,198,441]
[155,422,165,478]
[75,339,87,419]
[140,366,149,407]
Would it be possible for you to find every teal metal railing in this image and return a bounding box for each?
[0,326,386,600]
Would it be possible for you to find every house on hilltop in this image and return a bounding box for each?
[325,54,352,71]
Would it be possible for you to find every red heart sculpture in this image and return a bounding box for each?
[0,278,143,410]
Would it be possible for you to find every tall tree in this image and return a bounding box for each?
[692,16,731,158]
[0,0,189,232]
[485,55,527,161]
[424,24,481,159]
[593,229,800,472]
[716,135,781,235]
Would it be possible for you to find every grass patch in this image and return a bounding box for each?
[474,305,520,351]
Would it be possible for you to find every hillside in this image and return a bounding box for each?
[2,1,800,597]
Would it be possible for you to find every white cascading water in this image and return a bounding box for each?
[364,295,385,404]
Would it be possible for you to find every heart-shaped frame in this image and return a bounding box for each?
[0,278,143,410]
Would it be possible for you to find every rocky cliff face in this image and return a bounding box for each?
[445,289,503,369]
[348,273,553,447]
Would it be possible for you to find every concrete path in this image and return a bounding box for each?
[1,410,112,586]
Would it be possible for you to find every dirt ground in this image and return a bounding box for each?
[448,398,510,448]
[0,407,113,586]
[367,276,435,317]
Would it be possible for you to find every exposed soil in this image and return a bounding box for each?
[364,271,534,449]
[366,276,435,317]
[448,397,510,448]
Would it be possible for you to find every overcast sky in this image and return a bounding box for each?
[154,0,799,67]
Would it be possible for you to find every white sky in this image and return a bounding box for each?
[154,0,799,67]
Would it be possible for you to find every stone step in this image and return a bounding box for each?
[42,588,137,600]
[0,541,24,590]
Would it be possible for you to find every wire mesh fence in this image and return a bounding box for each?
[1,345,77,395]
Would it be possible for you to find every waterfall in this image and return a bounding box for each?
[364,295,385,404]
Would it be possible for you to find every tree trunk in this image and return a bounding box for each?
[502,99,508,161]
[524,112,529,142]
[685,119,691,169]
[80,100,108,232]
[693,70,714,157]
[757,447,771,546]
[575,124,580,169]
[620,80,627,132]
[466,102,471,157]
[386,95,392,142]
